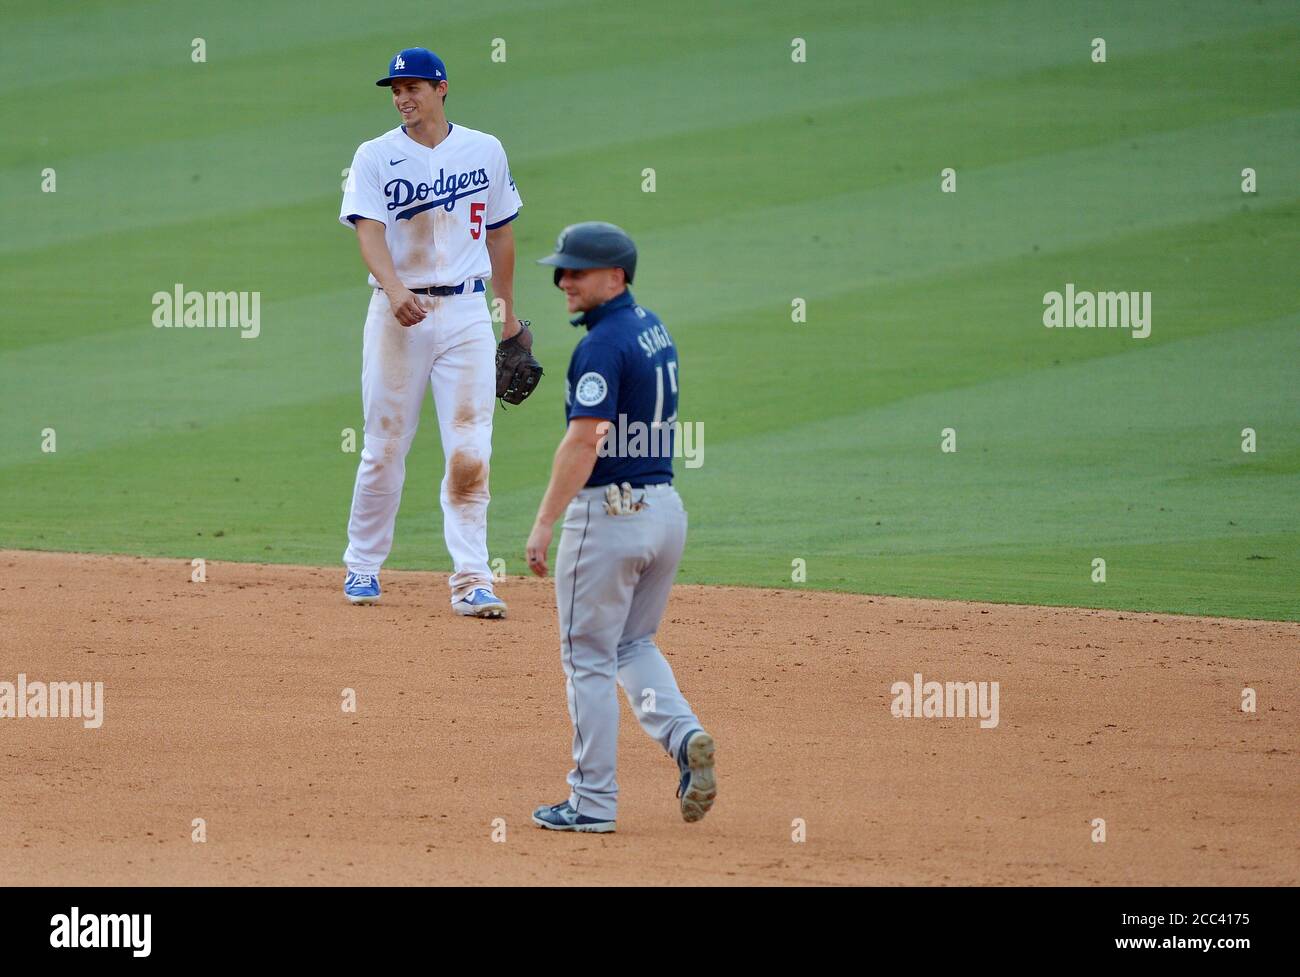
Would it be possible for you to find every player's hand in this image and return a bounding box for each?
[386,286,427,327]
[501,315,524,341]
[525,522,553,577]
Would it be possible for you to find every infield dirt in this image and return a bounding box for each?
[1,550,1294,886]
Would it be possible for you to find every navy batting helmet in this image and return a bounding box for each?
[537,222,637,287]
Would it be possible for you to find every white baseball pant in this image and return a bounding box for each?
[343,287,496,598]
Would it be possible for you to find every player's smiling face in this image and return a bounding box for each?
[390,78,444,128]
[559,268,625,314]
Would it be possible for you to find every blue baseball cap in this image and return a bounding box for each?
[376,48,447,87]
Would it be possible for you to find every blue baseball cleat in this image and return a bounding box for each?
[676,729,716,823]
[344,571,380,605]
[452,586,507,619]
[531,801,616,833]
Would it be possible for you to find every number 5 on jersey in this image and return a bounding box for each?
[470,202,486,239]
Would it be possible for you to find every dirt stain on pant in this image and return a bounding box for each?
[379,315,411,394]
[447,449,487,507]
[453,383,485,432]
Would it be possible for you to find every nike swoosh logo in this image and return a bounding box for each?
[389,158,406,166]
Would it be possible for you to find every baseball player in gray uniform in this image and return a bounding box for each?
[524,223,716,833]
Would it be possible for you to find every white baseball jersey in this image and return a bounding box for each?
[340,123,522,288]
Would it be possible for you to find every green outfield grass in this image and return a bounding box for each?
[2,0,1297,619]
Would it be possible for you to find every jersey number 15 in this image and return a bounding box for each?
[653,360,678,426]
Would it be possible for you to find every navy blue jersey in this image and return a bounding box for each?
[565,289,678,487]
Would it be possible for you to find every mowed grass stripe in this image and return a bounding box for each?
[675,537,1299,621]
[3,317,1294,619]
[520,25,1299,234]
[3,102,1295,363]
[11,0,1263,152]
[701,315,1300,555]
[1,190,1294,471]
[0,0,569,95]
[676,316,1300,618]
[5,10,1293,249]
[1,0,937,178]
[684,200,1300,437]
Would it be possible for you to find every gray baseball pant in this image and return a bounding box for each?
[554,483,702,822]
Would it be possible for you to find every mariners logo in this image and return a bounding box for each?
[575,372,608,407]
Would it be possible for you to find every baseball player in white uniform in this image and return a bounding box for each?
[338,47,523,617]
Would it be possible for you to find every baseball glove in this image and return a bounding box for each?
[603,482,648,516]
[495,320,543,405]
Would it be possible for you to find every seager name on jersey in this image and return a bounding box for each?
[636,323,673,358]
[386,166,490,220]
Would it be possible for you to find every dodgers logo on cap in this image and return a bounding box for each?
[377,47,447,87]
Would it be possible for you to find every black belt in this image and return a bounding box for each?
[408,279,486,296]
